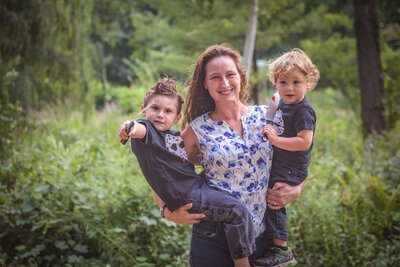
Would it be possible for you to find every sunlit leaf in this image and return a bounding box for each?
[35,185,50,192]
[68,254,80,263]
[55,240,68,250]
[74,244,88,253]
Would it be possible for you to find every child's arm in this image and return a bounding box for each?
[262,124,313,151]
[127,121,147,139]
[119,120,148,140]
[119,120,131,140]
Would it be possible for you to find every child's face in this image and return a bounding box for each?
[276,68,310,104]
[142,95,181,132]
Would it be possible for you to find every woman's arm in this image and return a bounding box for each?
[266,182,304,210]
[181,126,201,165]
[153,191,205,225]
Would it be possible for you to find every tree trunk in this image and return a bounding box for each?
[243,0,258,78]
[353,0,388,134]
[252,45,259,105]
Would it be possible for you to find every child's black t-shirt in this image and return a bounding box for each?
[272,96,316,169]
[130,119,202,212]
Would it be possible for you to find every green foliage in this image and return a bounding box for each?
[91,80,146,114]
[0,55,24,163]
[287,89,400,266]
[0,0,95,111]
[1,0,400,265]
[1,88,399,266]
[301,36,359,107]
[113,86,146,115]
[381,44,400,128]
[123,0,250,82]
[0,102,190,266]
[2,0,399,128]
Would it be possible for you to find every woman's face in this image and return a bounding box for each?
[203,56,241,104]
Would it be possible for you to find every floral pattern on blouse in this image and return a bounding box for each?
[190,105,273,237]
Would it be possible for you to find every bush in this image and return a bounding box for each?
[1,88,399,266]
[382,44,400,129]
[91,80,146,115]
[0,102,190,266]
[287,89,400,266]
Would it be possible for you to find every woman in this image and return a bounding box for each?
[181,44,303,266]
[120,44,303,266]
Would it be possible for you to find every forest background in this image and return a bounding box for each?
[1,0,399,266]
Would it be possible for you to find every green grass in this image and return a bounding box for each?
[1,89,399,266]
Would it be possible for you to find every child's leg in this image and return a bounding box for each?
[263,179,288,243]
[191,183,256,262]
[254,175,296,266]
[263,207,288,246]
[254,210,295,267]
[272,237,287,247]
[268,166,306,249]
[234,257,250,267]
[264,169,290,243]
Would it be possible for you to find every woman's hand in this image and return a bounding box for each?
[164,203,206,225]
[153,192,205,226]
[266,182,303,210]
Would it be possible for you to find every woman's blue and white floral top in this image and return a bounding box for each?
[190,105,273,237]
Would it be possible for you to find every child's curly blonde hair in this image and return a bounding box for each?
[268,48,320,91]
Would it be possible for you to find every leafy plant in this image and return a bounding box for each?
[0,102,190,266]
[1,87,399,266]
[287,89,400,266]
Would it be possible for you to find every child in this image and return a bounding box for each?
[255,49,320,267]
[120,78,257,267]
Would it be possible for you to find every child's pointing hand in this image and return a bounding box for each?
[119,121,131,140]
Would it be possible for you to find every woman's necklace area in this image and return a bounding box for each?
[210,103,248,122]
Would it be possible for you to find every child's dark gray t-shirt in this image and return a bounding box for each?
[272,96,316,170]
[130,119,202,212]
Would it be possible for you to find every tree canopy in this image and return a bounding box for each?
[1,0,399,126]
[1,1,400,266]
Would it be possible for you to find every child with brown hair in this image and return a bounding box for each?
[256,48,320,267]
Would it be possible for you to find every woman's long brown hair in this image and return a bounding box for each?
[181,44,250,130]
